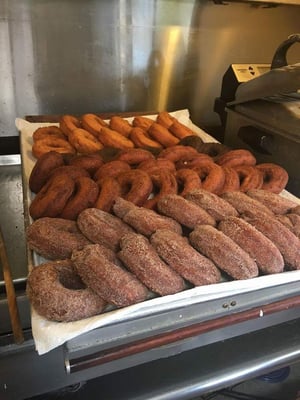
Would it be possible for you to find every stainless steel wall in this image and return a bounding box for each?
[1,0,299,137]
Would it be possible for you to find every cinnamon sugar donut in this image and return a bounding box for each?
[27,259,105,322]
[26,217,91,260]
[29,174,75,220]
[68,128,103,154]
[29,151,65,193]
[60,115,81,137]
[116,169,153,206]
[246,189,299,215]
[81,113,108,137]
[256,163,289,194]
[59,176,99,220]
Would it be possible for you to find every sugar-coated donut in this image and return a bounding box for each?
[27,259,105,322]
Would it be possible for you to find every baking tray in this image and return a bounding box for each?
[16,109,300,355]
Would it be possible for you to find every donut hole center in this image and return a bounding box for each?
[58,270,86,290]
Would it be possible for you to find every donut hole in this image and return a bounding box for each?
[58,268,86,290]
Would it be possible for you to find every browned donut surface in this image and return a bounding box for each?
[255,163,289,194]
[189,225,259,280]
[72,244,148,307]
[246,189,299,215]
[216,149,256,167]
[118,232,186,296]
[233,165,263,192]
[27,259,105,322]
[151,229,221,286]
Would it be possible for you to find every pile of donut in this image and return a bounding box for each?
[25,111,300,323]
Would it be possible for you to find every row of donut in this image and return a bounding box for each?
[26,189,300,322]
[28,146,289,221]
[31,112,198,159]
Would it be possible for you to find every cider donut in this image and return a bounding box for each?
[157,194,216,229]
[81,113,108,137]
[158,145,198,162]
[246,189,299,215]
[198,143,230,160]
[138,158,176,175]
[109,116,132,137]
[115,148,155,166]
[27,260,105,322]
[175,169,202,197]
[95,177,122,212]
[29,151,65,193]
[156,111,176,129]
[179,135,204,152]
[148,123,180,147]
[60,115,81,137]
[32,136,76,159]
[132,116,154,131]
[29,174,75,220]
[93,160,131,181]
[169,120,195,139]
[218,166,240,194]
[143,171,178,210]
[189,225,259,280]
[175,154,214,170]
[48,165,90,181]
[26,217,91,260]
[129,127,163,150]
[32,126,66,142]
[192,161,225,194]
[255,163,289,194]
[59,176,99,220]
[233,165,263,192]
[72,244,148,308]
[68,128,103,154]
[98,127,135,149]
[116,169,153,206]
[216,149,256,167]
[67,153,104,175]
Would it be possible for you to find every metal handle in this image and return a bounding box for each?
[271,33,300,70]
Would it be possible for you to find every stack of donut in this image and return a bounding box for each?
[25,111,299,324]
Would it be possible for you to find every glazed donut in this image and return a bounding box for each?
[113,197,182,237]
[81,113,108,137]
[246,189,299,215]
[150,229,221,286]
[189,225,259,280]
[93,160,131,181]
[26,217,91,260]
[72,244,148,307]
[59,176,99,220]
[109,116,132,137]
[157,145,198,162]
[97,126,135,149]
[192,161,225,194]
[175,168,202,197]
[185,188,238,222]
[27,259,106,322]
[169,120,195,139]
[115,148,155,166]
[68,128,103,154]
[67,153,104,175]
[118,232,185,296]
[148,123,179,147]
[29,174,75,220]
[77,208,134,251]
[233,165,263,192]
[132,116,154,131]
[157,194,216,229]
[48,165,90,181]
[198,142,230,160]
[218,166,240,194]
[156,111,176,129]
[95,177,122,212]
[255,163,289,194]
[32,136,76,159]
[179,135,204,152]
[216,149,256,167]
[60,115,81,137]
[32,126,66,142]
[116,169,153,206]
[29,151,65,193]
[143,170,178,210]
[138,158,176,175]
[175,153,214,170]
[129,127,163,150]
[218,217,284,275]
